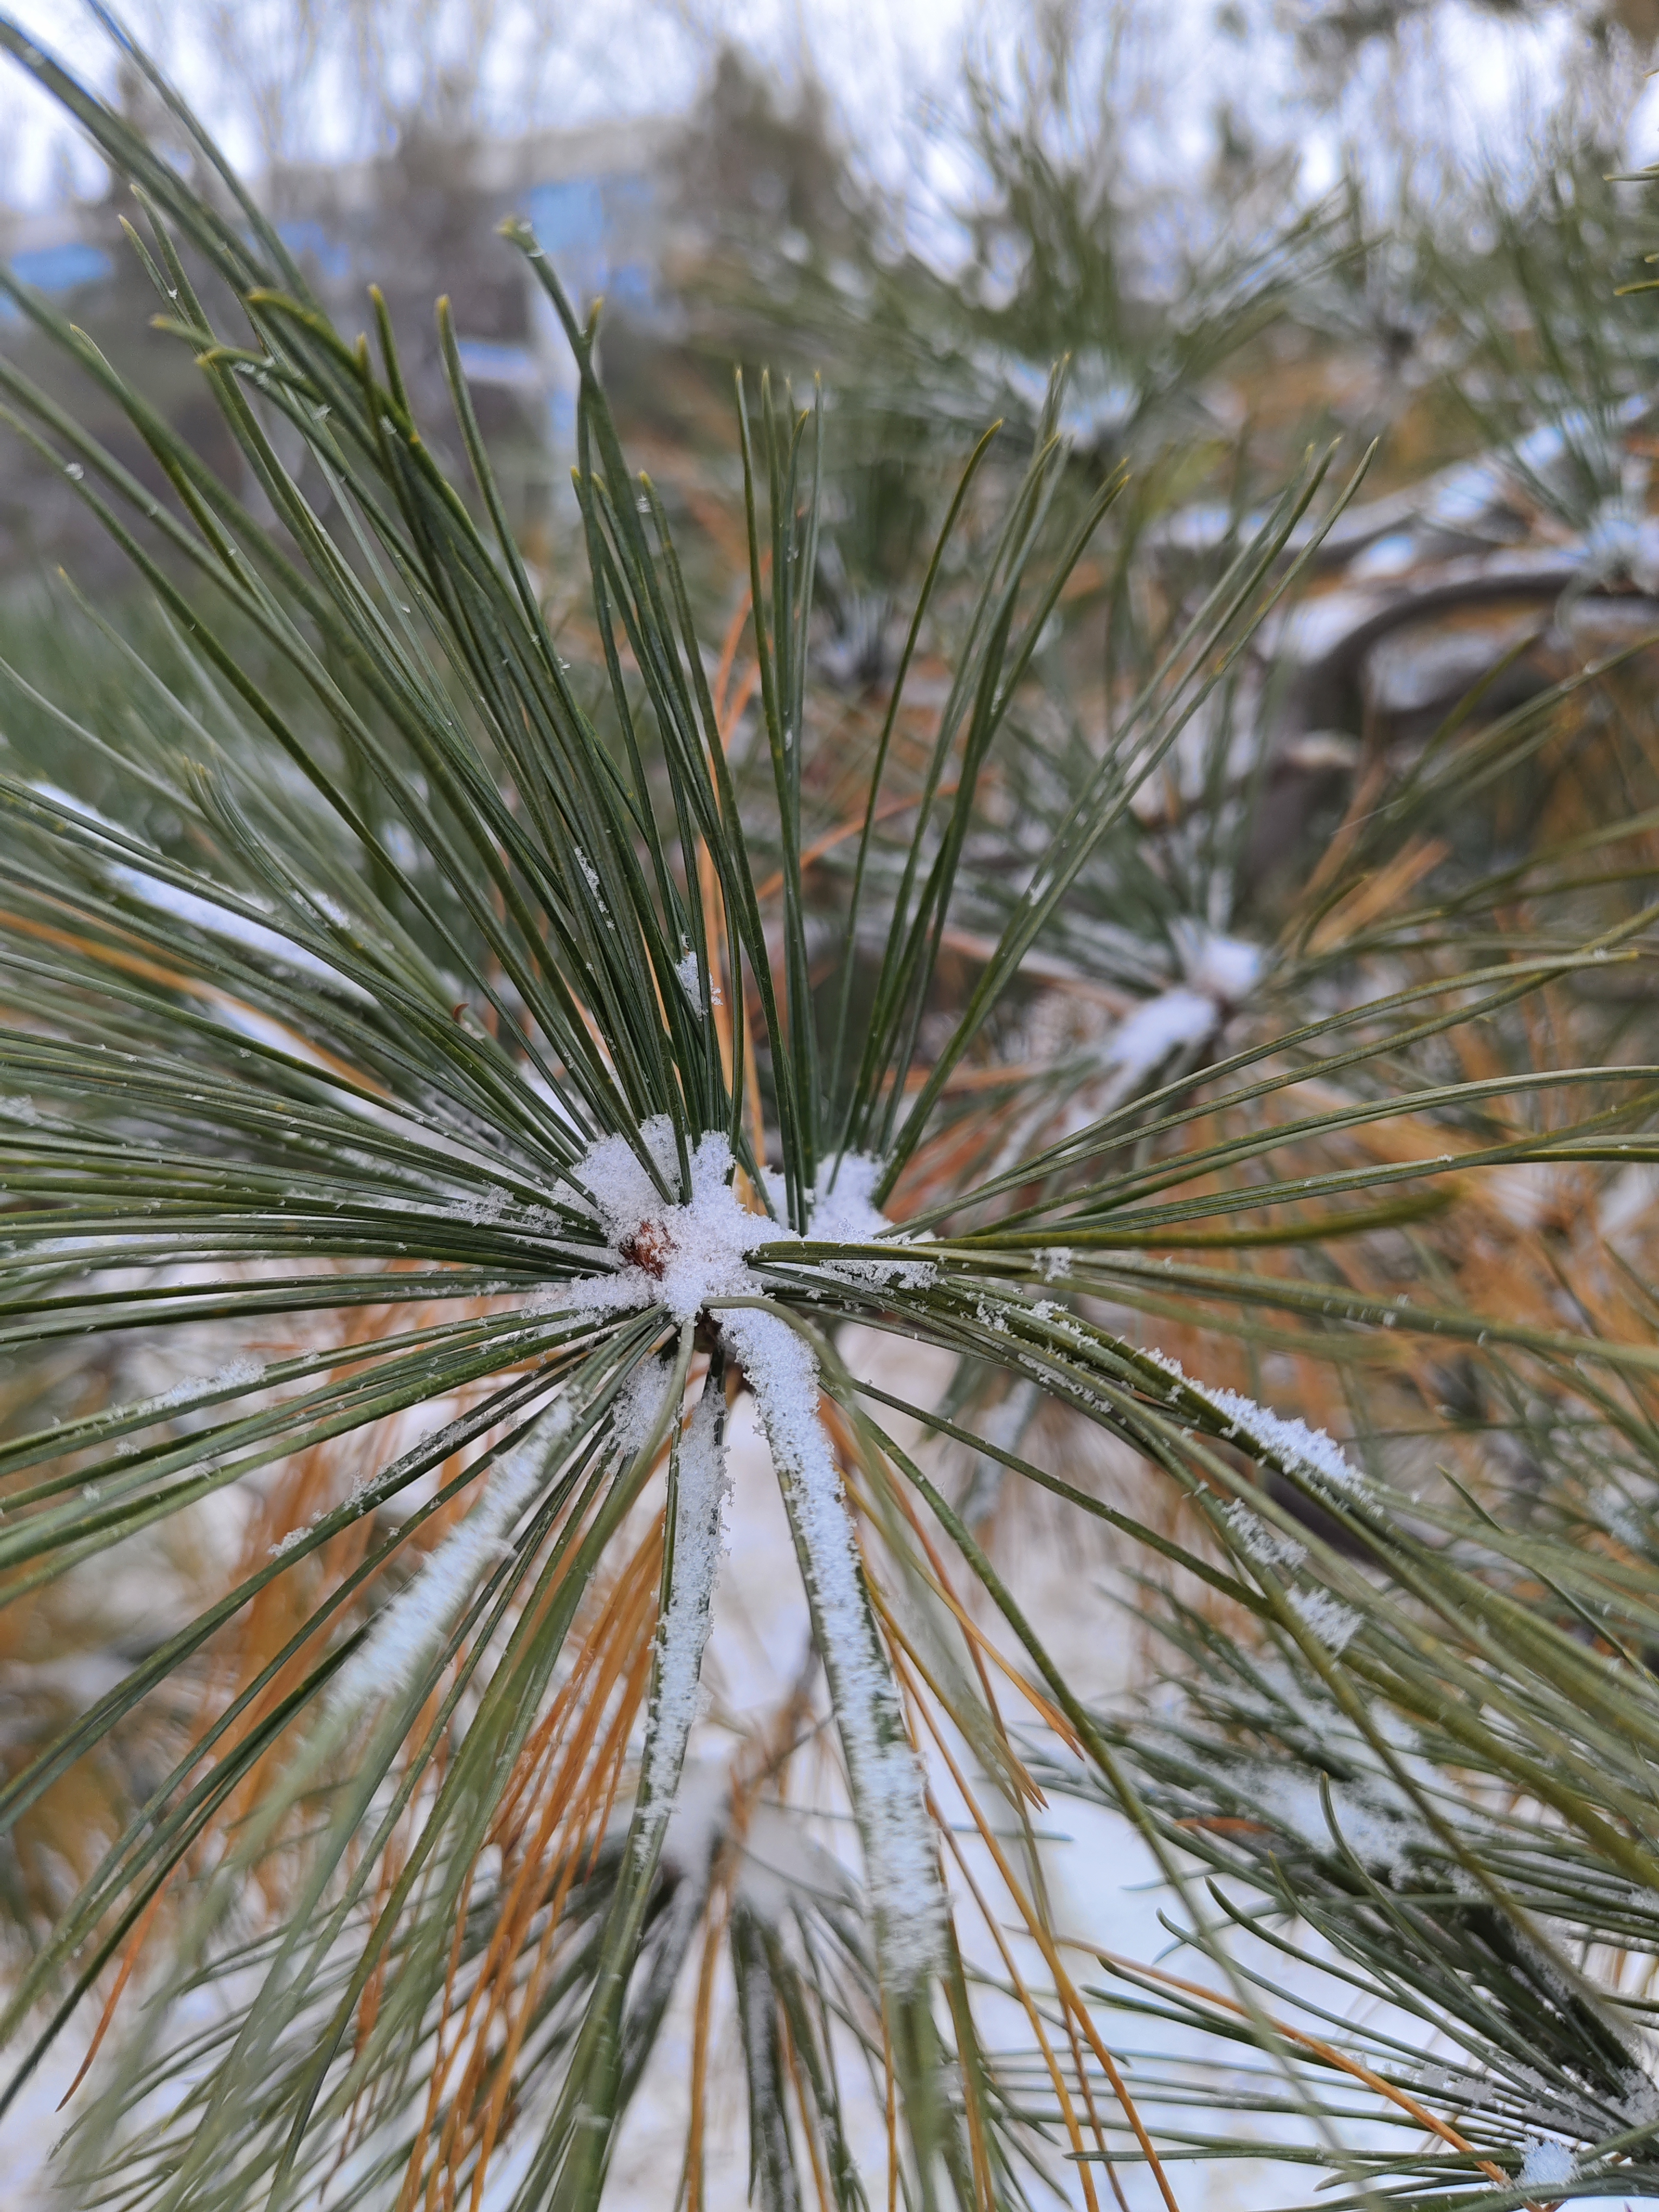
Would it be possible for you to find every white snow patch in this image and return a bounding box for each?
[31,782,361,989]
[1102,932,1265,1086]
[658,1758,734,1883]
[1181,929,1265,1006]
[0,1094,40,1124]
[720,1303,946,1988]
[735,1798,857,1922]
[808,1154,893,1245]
[672,949,719,1006]
[1104,988,1218,1078]
[1251,1767,1420,1871]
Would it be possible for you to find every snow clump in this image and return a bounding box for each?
[1100,930,1266,1087]
[551,1119,945,1979]
[802,1153,936,1289]
[1104,989,1218,1082]
[557,1121,932,1323]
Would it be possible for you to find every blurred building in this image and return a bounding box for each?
[0,113,677,526]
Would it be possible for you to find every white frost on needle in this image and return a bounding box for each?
[1288,1586,1361,1655]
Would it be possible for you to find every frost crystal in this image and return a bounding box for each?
[1221,1499,1307,1572]
[452,1187,509,1227]
[213,1354,267,1393]
[721,1303,947,1986]
[150,1355,268,1414]
[1517,2139,1578,2191]
[1289,1587,1361,1654]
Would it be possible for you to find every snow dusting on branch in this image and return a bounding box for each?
[329,1402,567,1715]
[639,1380,731,1842]
[1148,1351,1364,1494]
[721,1303,947,1989]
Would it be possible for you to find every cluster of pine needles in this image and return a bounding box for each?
[8,10,1659,2211]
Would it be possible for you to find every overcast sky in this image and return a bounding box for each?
[3,0,1657,223]
[0,0,980,205]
